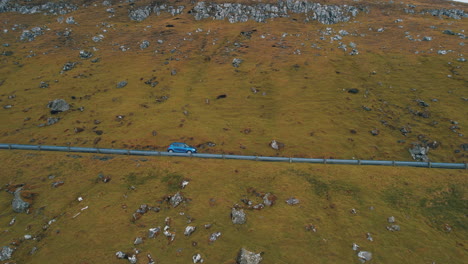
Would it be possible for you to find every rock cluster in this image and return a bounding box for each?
[0,1,77,15]
[20,27,44,42]
[190,1,360,24]
[0,246,14,261]
[128,1,360,25]
[11,188,30,213]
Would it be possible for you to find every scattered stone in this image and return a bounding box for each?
[39,81,49,88]
[47,99,70,114]
[79,50,93,59]
[409,144,429,162]
[231,208,246,224]
[47,117,60,126]
[352,243,359,251]
[263,193,276,206]
[370,129,379,136]
[232,58,243,67]
[348,88,359,94]
[24,234,32,240]
[204,224,212,229]
[30,246,37,255]
[192,253,204,263]
[366,232,373,242]
[134,237,143,245]
[0,246,14,261]
[61,62,77,73]
[92,35,104,42]
[270,140,285,150]
[386,225,401,231]
[209,232,221,242]
[422,36,432,41]
[51,181,64,188]
[148,227,161,238]
[115,251,127,259]
[11,188,30,213]
[9,217,16,226]
[305,224,316,232]
[170,192,184,208]
[237,248,263,264]
[181,180,189,189]
[216,94,227,99]
[116,81,127,88]
[3,105,12,109]
[184,226,196,236]
[286,197,299,205]
[65,16,76,24]
[388,216,395,223]
[357,251,372,263]
[171,69,177,76]
[350,208,357,214]
[20,27,44,41]
[140,40,150,50]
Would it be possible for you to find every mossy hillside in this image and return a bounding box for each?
[0,151,466,263]
[0,1,466,163]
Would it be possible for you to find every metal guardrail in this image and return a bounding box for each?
[0,143,466,169]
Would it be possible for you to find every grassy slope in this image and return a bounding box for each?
[0,0,466,162]
[0,150,466,263]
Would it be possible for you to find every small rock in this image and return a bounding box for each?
[79,50,93,59]
[171,69,177,76]
[348,88,359,94]
[192,253,204,263]
[237,248,263,264]
[115,251,127,259]
[11,188,30,213]
[47,117,60,126]
[232,58,243,68]
[170,192,184,207]
[366,232,373,241]
[357,251,372,263]
[24,234,32,240]
[350,208,357,214]
[61,62,77,73]
[39,81,49,88]
[148,227,161,238]
[388,216,395,223]
[184,226,196,236]
[209,232,221,242]
[47,99,70,114]
[65,16,76,24]
[386,225,400,231]
[128,255,137,264]
[370,129,379,136]
[270,140,285,150]
[9,217,16,226]
[116,81,127,88]
[134,237,143,245]
[422,36,432,41]
[140,40,150,50]
[352,243,359,251]
[263,193,276,206]
[286,197,299,205]
[231,208,246,224]
[51,181,64,188]
[216,94,227,99]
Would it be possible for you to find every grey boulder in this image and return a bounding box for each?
[0,246,14,261]
[231,208,246,224]
[237,248,262,264]
[47,99,70,114]
[12,188,30,213]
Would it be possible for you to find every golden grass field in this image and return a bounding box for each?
[0,0,467,263]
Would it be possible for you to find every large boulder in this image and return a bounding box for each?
[11,188,30,213]
[47,99,70,114]
[231,208,246,224]
[237,248,262,264]
[409,144,429,162]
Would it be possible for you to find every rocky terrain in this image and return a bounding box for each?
[0,0,467,263]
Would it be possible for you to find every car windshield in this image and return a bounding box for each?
[184,144,189,148]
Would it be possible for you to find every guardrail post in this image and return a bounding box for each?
[358,160,361,165]
[38,145,41,151]
[127,150,130,155]
[392,160,395,166]
[428,162,432,168]
[324,159,327,164]
[289,157,292,163]
[255,156,258,161]
[222,154,225,159]
[8,144,11,150]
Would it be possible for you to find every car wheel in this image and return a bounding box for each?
[186,150,192,154]
[168,149,174,153]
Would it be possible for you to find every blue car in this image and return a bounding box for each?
[167,142,197,153]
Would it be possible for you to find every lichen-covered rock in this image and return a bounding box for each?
[237,248,262,264]
[357,251,372,263]
[0,246,14,261]
[129,7,150,22]
[47,99,70,114]
[231,208,246,224]
[11,188,30,213]
[170,192,184,207]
